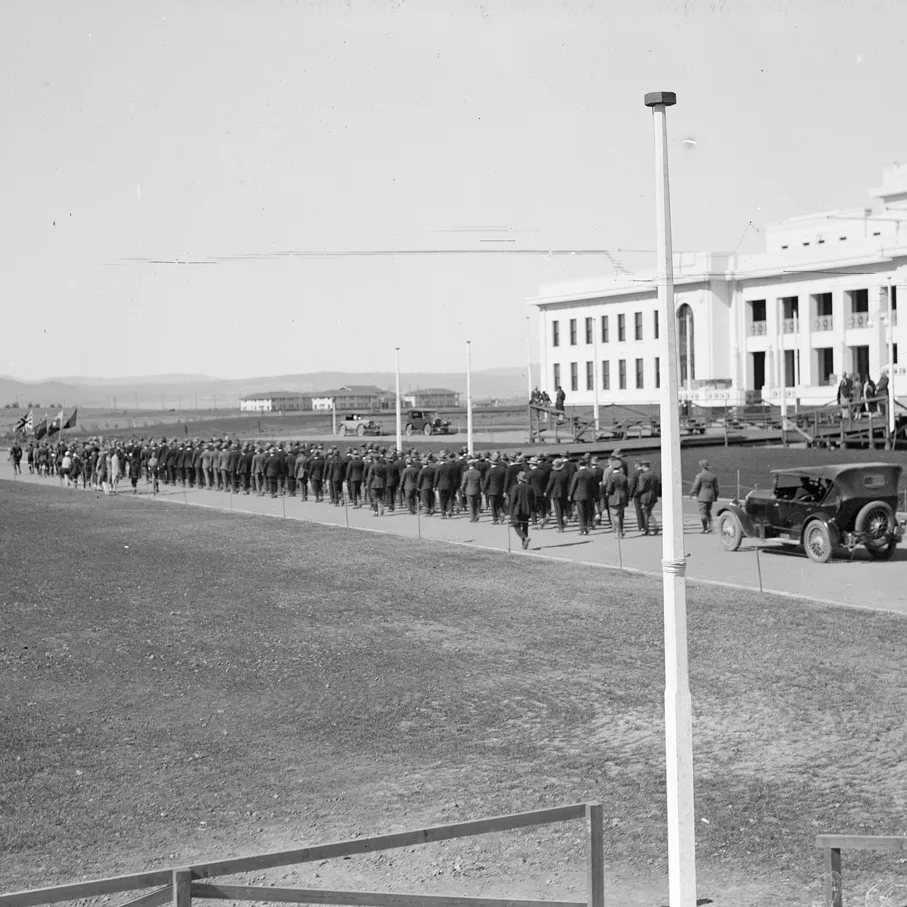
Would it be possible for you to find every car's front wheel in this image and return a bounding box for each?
[357,424,366,437]
[717,512,743,551]
[405,424,413,436]
[804,521,833,563]
[423,424,433,436]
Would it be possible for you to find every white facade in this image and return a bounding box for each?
[528,164,907,409]
[240,397,273,413]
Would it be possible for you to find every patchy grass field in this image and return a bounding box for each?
[2,481,907,906]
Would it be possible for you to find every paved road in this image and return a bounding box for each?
[3,467,901,614]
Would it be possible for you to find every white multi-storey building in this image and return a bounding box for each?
[528,164,907,410]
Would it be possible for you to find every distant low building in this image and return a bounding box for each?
[402,388,460,409]
[239,392,310,413]
[310,385,393,411]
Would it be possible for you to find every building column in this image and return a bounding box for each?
[871,283,887,380]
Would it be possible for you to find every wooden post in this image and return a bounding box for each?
[585,803,605,907]
[172,869,192,907]
[824,847,842,907]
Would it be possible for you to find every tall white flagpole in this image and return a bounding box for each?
[645,90,697,907]
[395,347,403,452]
[526,316,534,401]
[466,340,474,454]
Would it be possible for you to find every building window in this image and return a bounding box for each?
[618,314,626,342]
[635,358,644,389]
[654,311,660,339]
[602,361,610,390]
[618,359,627,390]
[552,321,560,347]
[748,299,767,335]
[677,303,695,384]
[585,317,593,344]
[813,293,833,331]
[586,361,594,390]
[570,362,578,391]
[569,319,577,345]
[815,348,834,385]
[848,290,870,328]
[634,312,643,341]
[553,363,560,390]
[655,357,661,388]
[601,315,609,343]
[781,296,799,334]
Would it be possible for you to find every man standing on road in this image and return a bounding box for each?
[690,459,720,533]
[568,455,596,536]
[510,470,536,550]
[482,452,507,524]
[401,457,420,514]
[604,464,629,538]
[635,460,662,536]
[628,459,645,532]
[460,458,483,522]
[545,457,571,532]
[417,455,437,516]
[435,452,460,519]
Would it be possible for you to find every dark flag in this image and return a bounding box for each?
[47,410,64,435]
[34,416,48,440]
[62,407,78,430]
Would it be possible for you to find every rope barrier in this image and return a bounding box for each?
[661,557,688,576]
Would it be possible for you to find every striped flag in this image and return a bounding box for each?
[14,409,33,434]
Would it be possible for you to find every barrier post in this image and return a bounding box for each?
[736,469,740,501]
[173,868,192,907]
[755,544,764,595]
[585,804,605,907]
[824,847,842,907]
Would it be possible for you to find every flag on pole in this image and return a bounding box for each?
[47,409,65,435]
[62,407,79,430]
[14,409,33,434]
[34,415,48,440]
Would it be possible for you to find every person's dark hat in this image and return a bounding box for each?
[640,460,651,468]
[517,470,528,482]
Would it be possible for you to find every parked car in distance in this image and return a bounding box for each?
[336,414,383,437]
[680,418,708,435]
[622,420,660,439]
[716,463,904,563]
[405,410,452,436]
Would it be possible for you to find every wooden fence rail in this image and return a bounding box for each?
[0,803,604,907]
[815,833,907,907]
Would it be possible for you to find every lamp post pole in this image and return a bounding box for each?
[645,89,697,907]
[888,277,896,440]
[395,347,402,452]
[466,340,474,454]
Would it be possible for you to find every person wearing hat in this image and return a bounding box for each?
[569,455,596,535]
[690,459,720,533]
[368,453,387,516]
[604,463,630,537]
[346,448,365,508]
[544,458,572,531]
[510,470,536,549]
[460,458,483,522]
[435,452,460,519]
[628,459,645,531]
[400,457,420,515]
[482,452,507,524]
[527,456,547,529]
[635,460,662,535]
[417,455,437,515]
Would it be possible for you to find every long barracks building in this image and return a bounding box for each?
[528,163,907,410]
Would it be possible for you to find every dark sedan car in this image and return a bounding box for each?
[716,463,904,563]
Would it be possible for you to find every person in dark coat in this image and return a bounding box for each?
[527,457,548,528]
[417,457,437,515]
[544,458,571,532]
[434,453,460,519]
[384,453,400,512]
[568,456,597,535]
[690,458,719,533]
[369,456,387,516]
[346,450,365,507]
[628,460,645,531]
[460,459,483,522]
[482,452,508,524]
[401,458,420,514]
[308,450,325,502]
[604,464,630,537]
[509,470,536,549]
[263,447,282,497]
[635,461,662,535]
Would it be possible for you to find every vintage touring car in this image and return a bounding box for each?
[336,414,383,437]
[716,463,904,563]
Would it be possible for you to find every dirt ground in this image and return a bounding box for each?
[3,482,907,907]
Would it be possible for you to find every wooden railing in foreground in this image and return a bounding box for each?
[0,803,604,907]
[815,833,907,907]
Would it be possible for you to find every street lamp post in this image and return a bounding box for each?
[645,89,697,907]
[395,348,402,452]
[888,277,896,440]
[466,340,474,454]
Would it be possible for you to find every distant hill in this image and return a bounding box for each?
[0,367,540,410]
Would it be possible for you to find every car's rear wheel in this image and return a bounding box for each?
[717,512,743,551]
[866,540,897,561]
[404,424,413,436]
[357,424,366,437]
[854,501,896,546]
[804,521,833,563]
[423,424,433,436]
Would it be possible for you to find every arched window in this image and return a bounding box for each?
[677,304,695,386]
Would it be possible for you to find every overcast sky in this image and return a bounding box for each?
[3,0,906,382]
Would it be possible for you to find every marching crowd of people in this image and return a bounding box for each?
[6,436,721,549]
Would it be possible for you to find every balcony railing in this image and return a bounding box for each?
[814,315,834,332]
[749,321,767,336]
[782,317,798,333]
[848,312,870,329]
